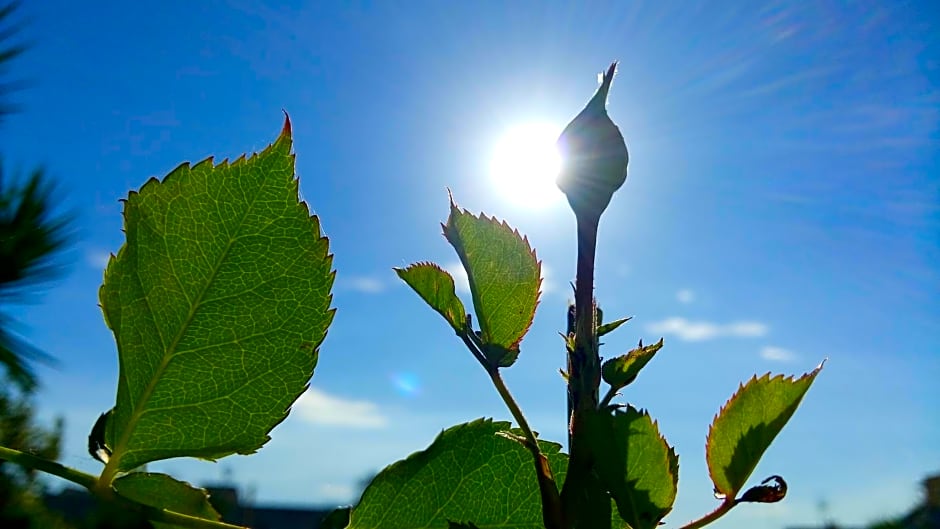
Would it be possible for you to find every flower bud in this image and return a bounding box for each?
[556,62,629,221]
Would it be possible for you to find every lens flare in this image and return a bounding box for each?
[390,372,421,397]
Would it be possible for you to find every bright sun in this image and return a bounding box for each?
[489,122,564,209]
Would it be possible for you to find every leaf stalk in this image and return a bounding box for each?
[488,368,564,529]
[678,499,738,529]
[0,445,98,490]
[0,445,246,529]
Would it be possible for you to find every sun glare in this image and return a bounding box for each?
[489,122,564,209]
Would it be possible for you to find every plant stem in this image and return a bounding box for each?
[489,368,564,529]
[561,213,601,525]
[570,213,601,418]
[135,503,249,529]
[458,331,490,370]
[488,368,538,451]
[678,499,738,529]
[598,385,618,409]
[0,445,247,529]
[0,445,98,490]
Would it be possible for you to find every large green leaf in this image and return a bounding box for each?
[442,199,540,367]
[348,419,566,529]
[586,406,678,529]
[112,472,220,529]
[99,117,334,474]
[395,262,467,334]
[706,363,824,498]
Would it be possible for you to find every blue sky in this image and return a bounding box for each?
[3,1,938,527]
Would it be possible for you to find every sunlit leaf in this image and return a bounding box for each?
[99,116,334,473]
[113,472,220,529]
[448,522,481,529]
[348,419,566,529]
[395,262,467,334]
[601,338,664,390]
[442,198,541,367]
[597,316,631,338]
[706,363,824,498]
[586,406,678,529]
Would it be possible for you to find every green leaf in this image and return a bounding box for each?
[320,507,351,529]
[348,418,566,529]
[601,338,664,390]
[442,198,540,367]
[706,362,824,498]
[395,262,467,334]
[87,410,111,463]
[586,406,678,529]
[112,472,220,529]
[99,116,335,474]
[597,316,632,338]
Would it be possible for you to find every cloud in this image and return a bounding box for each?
[85,249,112,269]
[540,263,556,294]
[344,276,385,294]
[444,261,471,294]
[316,482,356,502]
[676,289,695,304]
[294,388,387,429]
[646,317,768,341]
[760,346,796,362]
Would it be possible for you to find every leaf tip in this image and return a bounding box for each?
[280,110,292,140]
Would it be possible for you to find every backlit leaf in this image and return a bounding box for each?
[348,419,566,529]
[395,262,467,334]
[442,199,541,367]
[112,472,220,529]
[99,116,334,474]
[601,338,664,390]
[597,316,632,338]
[586,406,678,529]
[706,363,824,498]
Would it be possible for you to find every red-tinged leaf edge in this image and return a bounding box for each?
[441,194,541,364]
[395,262,467,334]
[601,338,664,390]
[706,361,824,498]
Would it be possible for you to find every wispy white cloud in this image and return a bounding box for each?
[676,289,695,304]
[344,275,385,294]
[316,482,356,502]
[760,346,797,362]
[294,388,387,429]
[85,249,112,269]
[444,261,470,294]
[646,317,767,341]
[540,263,556,294]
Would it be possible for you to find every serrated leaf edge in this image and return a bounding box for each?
[442,196,542,352]
[705,361,825,497]
[102,115,336,474]
[394,261,467,333]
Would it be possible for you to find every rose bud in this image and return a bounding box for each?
[556,62,629,222]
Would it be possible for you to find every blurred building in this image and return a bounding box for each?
[787,473,940,529]
[44,484,336,529]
